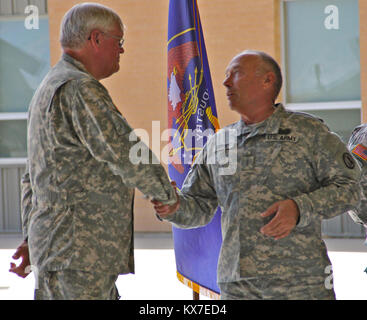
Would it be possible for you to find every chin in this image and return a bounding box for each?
[228,102,237,111]
[106,66,120,78]
[113,63,120,74]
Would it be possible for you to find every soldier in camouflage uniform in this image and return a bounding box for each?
[153,51,361,299]
[346,125,367,237]
[9,3,177,300]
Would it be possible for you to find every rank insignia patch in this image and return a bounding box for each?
[352,143,367,161]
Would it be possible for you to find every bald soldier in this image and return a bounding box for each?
[153,50,361,300]
[10,3,176,300]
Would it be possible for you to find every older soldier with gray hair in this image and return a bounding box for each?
[153,50,361,299]
[9,2,177,300]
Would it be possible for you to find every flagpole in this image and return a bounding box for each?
[193,290,200,300]
[167,0,222,300]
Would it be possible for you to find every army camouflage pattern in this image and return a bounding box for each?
[347,124,367,226]
[164,104,360,298]
[219,275,334,300]
[21,53,177,276]
[35,269,120,300]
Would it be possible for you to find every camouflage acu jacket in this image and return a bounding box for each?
[347,124,367,228]
[165,104,361,283]
[21,53,176,275]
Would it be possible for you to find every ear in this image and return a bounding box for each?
[88,29,101,49]
[263,71,276,88]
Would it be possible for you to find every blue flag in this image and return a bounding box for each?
[167,0,222,297]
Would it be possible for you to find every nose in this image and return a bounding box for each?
[223,74,232,87]
[119,47,125,54]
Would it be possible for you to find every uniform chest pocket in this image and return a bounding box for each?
[241,154,255,169]
[274,142,307,171]
[239,141,282,171]
[211,143,239,199]
[238,141,284,186]
[267,142,314,194]
[210,143,238,176]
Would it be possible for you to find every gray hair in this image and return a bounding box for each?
[60,2,124,50]
[240,50,283,100]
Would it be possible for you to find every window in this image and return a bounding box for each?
[0,0,49,233]
[0,0,50,161]
[281,0,361,142]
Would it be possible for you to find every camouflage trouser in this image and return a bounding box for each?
[34,269,120,300]
[219,276,335,300]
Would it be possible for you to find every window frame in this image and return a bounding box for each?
[0,113,28,165]
[0,0,48,164]
[280,0,362,113]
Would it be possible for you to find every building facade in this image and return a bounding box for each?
[0,0,365,236]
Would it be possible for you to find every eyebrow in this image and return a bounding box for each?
[225,64,241,75]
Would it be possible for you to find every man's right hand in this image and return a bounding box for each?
[152,181,180,218]
[9,240,31,278]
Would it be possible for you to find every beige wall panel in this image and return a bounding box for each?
[199,0,281,122]
[48,0,279,231]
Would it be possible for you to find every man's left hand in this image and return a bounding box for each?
[9,240,31,278]
[260,199,300,240]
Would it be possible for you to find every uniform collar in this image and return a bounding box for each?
[62,53,92,76]
[237,103,285,136]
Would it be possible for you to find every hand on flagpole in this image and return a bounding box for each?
[152,181,180,218]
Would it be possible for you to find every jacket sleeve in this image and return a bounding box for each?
[293,127,361,228]
[164,147,219,228]
[354,166,367,225]
[69,78,177,205]
[346,125,367,226]
[20,161,33,240]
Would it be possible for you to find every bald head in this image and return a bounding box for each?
[234,50,283,101]
[223,50,283,123]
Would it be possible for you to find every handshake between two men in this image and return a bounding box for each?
[152,180,300,241]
